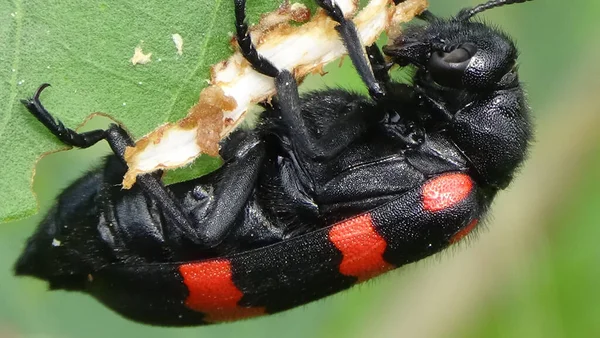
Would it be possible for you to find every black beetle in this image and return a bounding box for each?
[15,0,533,326]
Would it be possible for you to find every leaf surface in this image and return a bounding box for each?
[0,0,310,222]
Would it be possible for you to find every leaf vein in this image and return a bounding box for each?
[0,0,24,141]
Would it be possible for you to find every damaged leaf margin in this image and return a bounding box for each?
[122,0,428,188]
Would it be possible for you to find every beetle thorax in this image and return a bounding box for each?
[449,86,532,189]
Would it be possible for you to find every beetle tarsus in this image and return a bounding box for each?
[234,0,280,77]
[21,84,107,149]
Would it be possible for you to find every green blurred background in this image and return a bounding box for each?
[2,0,600,337]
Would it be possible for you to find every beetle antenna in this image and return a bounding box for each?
[458,0,533,21]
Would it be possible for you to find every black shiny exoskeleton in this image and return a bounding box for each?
[15,0,533,326]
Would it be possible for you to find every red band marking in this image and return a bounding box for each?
[179,259,264,323]
[450,219,479,244]
[329,213,394,282]
[422,173,473,212]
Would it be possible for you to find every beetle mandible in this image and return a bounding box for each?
[15,0,533,326]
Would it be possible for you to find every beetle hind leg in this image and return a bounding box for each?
[22,84,107,148]
[21,85,214,250]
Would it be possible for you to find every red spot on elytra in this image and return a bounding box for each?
[422,173,473,212]
[179,260,264,322]
[329,213,394,282]
[450,219,479,244]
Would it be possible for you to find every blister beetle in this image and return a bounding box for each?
[15,0,533,326]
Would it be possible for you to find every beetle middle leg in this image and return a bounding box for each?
[233,0,378,160]
[233,0,279,77]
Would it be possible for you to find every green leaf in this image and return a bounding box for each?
[0,0,311,223]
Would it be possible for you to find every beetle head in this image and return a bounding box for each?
[384,0,531,91]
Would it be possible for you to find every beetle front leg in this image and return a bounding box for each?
[366,44,392,85]
[316,0,385,100]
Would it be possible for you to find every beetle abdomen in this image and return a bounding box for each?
[87,173,481,326]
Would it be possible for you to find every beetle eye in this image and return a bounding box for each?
[428,43,477,87]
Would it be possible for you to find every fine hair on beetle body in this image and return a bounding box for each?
[15,0,533,326]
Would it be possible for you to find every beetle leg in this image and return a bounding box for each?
[21,85,210,247]
[366,43,392,85]
[21,84,106,148]
[94,129,217,249]
[191,133,266,248]
[232,0,336,159]
[316,0,386,100]
[274,71,374,161]
[233,0,280,77]
[233,1,376,160]
[272,70,315,155]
